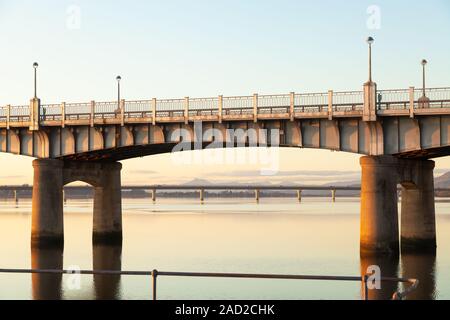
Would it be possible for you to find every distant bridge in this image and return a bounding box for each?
[2,185,450,204]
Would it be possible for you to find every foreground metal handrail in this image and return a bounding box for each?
[0,268,417,301]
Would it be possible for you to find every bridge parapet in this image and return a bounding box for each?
[1,87,450,128]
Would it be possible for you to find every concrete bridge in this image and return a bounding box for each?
[2,80,450,255]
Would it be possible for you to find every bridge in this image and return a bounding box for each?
[2,73,450,256]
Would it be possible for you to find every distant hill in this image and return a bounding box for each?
[435,172,450,188]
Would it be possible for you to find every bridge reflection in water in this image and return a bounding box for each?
[359,253,436,300]
[30,243,435,300]
[31,244,123,300]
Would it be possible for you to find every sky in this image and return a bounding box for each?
[0,0,450,185]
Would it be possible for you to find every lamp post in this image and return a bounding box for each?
[363,37,376,121]
[116,75,121,105]
[33,62,39,98]
[115,75,122,114]
[418,59,430,108]
[421,59,427,98]
[366,37,374,83]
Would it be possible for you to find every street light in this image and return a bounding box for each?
[366,37,374,83]
[116,75,122,113]
[33,62,39,98]
[421,59,428,98]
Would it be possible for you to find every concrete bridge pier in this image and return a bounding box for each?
[31,159,123,247]
[31,159,64,248]
[360,156,400,256]
[91,162,123,245]
[360,156,437,256]
[400,160,436,253]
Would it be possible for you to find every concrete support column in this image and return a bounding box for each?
[360,156,399,256]
[92,162,123,244]
[297,189,302,203]
[401,160,436,252]
[331,189,336,203]
[255,189,260,202]
[31,159,64,248]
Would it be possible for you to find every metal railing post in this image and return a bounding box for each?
[363,274,369,301]
[152,269,158,300]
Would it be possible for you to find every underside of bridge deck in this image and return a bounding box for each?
[395,145,450,159]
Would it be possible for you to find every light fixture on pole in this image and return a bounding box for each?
[366,37,374,83]
[418,59,430,108]
[116,75,122,113]
[33,62,39,98]
[421,59,427,98]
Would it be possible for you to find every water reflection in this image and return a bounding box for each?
[360,254,399,300]
[31,246,63,300]
[360,252,437,300]
[31,243,122,300]
[401,253,436,300]
[93,244,122,300]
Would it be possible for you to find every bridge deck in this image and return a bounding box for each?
[1,87,449,127]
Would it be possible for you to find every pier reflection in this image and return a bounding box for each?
[31,243,123,300]
[360,254,399,300]
[360,252,437,300]
[31,245,63,300]
[400,253,436,300]
[93,243,122,300]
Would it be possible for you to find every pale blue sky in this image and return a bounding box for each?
[0,0,449,184]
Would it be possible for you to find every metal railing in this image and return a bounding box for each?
[0,267,418,300]
[377,87,450,110]
[3,87,450,123]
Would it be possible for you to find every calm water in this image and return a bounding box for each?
[1,197,450,300]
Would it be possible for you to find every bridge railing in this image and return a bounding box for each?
[155,98,184,117]
[63,102,91,120]
[332,91,364,111]
[6,105,30,122]
[95,101,118,118]
[4,87,450,123]
[41,104,62,121]
[377,87,450,110]
[258,94,290,114]
[0,267,419,300]
[223,95,254,115]
[189,97,219,116]
[124,100,152,118]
